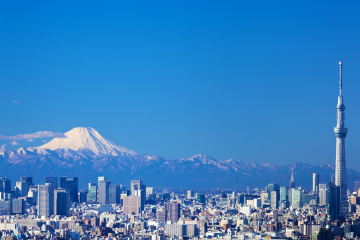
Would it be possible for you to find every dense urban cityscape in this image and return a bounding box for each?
[1,1,359,239]
[0,62,357,239]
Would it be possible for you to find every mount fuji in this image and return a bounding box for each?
[0,127,359,190]
[38,127,136,156]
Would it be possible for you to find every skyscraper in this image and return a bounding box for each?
[109,184,120,204]
[38,183,54,217]
[60,177,78,203]
[289,170,295,189]
[46,177,58,188]
[334,61,348,217]
[88,183,97,202]
[54,188,70,216]
[20,177,33,186]
[131,180,146,209]
[99,180,111,205]
[327,185,340,221]
[313,173,321,193]
[169,201,180,222]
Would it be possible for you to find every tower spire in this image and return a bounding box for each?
[339,61,342,96]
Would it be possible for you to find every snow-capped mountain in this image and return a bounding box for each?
[38,127,136,156]
[0,127,359,189]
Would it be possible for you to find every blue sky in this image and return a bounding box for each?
[1,1,360,169]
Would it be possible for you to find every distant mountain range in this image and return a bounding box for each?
[0,127,359,190]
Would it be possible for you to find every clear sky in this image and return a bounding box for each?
[1,1,360,169]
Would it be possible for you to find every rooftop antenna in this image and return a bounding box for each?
[339,61,343,96]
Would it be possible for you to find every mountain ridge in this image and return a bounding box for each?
[0,127,358,190]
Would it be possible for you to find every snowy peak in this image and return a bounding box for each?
[38,127,136,156]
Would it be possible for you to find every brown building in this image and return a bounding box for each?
[123,196,140,214]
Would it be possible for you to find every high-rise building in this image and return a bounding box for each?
[334,61,348,217]
[157,210,168,222]
[271,191,279,209]
[54,188,70,216]
[12,199,25,214]
[46,177,58,188]
[20,177,33,186]
[131,180,146,209]
[99,180,111,205]
[354,181,360,193]
[15,181,28,197]
[38,183,54,217]
[0,178,11,193]
[319,188,328,206]
[313,173,321,193]
[109,184,120,204]
[88,183,97,202]
[197,194,205,204]
[60,177,78,203]
[146,187,154,199]
[279,186,288,207]
[187,190,193,199]
[169,201,180,222]
[327,185,340,221]
[78,190,87,203]
[291,189,302,208]
[289,170,295,189]
[123,196,140,214]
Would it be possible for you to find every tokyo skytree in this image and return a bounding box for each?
[334,61,348,217]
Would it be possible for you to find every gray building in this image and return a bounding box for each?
[54,188,70,216]
[38,183,54,217]
[12,198,25,214]
[271,191,279,209]
[99,180,111,205]
[157,210,167,222]
[169,201,180,222]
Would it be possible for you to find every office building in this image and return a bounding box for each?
[46,177,58,188]
[146,187,154,199]
[313,173,321,193]
[279,186,288,207]
[187,190,193,199]
[12,199,25,214]
[157,210,167,222]
[354,181,360,193]
[289,170,295,189]
[0,200,11,215]
[131,180,146,210]
[99,180,111,205]
[319,188,328,206]
[271,191,279,209]
[54,188,70,216]
[327,185,340,221]
[334,61,348,217]
[0,178,11,193]
[291,189,302,208]
[197,194,205,204]
[60,177,78,203]
[169,201,180,222]
[38,183,54,217]
[15,181,28,197]
[78,190,87,203]
[20,177,33,186]
[109,184,120,204]
[88,183,97,202]
[123,196,140,214]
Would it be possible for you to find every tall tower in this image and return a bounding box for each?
[334,61,348,217]
[289,170,295,189]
